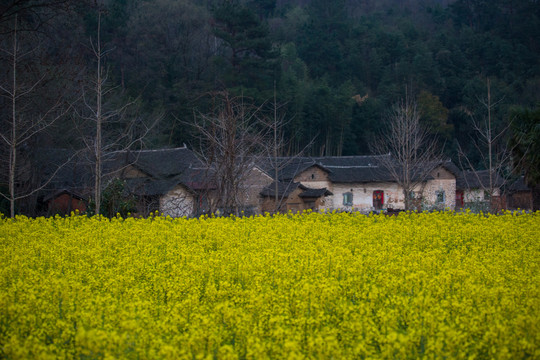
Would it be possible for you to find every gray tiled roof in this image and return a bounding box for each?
[325,166,395,183]
[124,177,182,196]
[508,176,530,192]
[456,170,505,190]
[260,181,304,197]
[299,187,333,198]
[37,146,207,198]
[258,155,392,182]
[259,154,456,184]
[260,181,332,199]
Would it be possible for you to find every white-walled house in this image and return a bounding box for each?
[257,156,459,213]
[455,170,505,210]
[40,146,479,217]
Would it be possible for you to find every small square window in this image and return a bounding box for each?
[343,192,353,206]
[436,190,445,204]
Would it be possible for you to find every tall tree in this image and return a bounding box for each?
[188,91,272,216]
[457,78,514,211]
[417,90,453,141]
[370,95,441,210]
[297,0,349,82]
[510,105,540,210]
[79,8,156,216]
[212,0,277,99]
[0,16,69,217]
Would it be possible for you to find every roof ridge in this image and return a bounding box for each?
[314,154,389,159]
[131,146,188,153]
[324,165,379,168]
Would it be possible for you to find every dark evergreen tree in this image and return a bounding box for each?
[510,105,540,210]
[212,0,277,100]
[297,0,350,83]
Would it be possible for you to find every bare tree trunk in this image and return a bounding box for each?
[79,8,157,217]
[487,78,493,198]
[8,16,17,218]
[457,77,514,213]
[188,91,271,216]
[0,15,71,217]
[94,11,103,216]
[274,85,279,209]
[370,96,440,211]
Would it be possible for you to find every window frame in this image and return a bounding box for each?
[436,190,446,204]
[343,192,353,206]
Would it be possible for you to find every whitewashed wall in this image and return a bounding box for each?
[422,167,457,209]
[291,164,458,212]
[326,182,403,212]
[463,188,500,202]
[423,178,456,209]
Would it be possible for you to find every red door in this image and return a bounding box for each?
[456,190,464,208]
[373,190,384,210]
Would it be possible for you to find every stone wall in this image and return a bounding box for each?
[160,185,195,218]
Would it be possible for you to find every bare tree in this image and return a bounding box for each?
[370,96,441,211]
[260,86,317,214]
[188,91,272,216]
[0,16,70,217]
[77,9,158,216]
[264,84,292,213]
[457,78,517,212]
[0,0,72,34]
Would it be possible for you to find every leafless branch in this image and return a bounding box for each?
[370,96,442,210]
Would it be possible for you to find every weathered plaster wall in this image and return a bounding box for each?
[463,188,500,202]
[160,185,194,218]
[241,167,273,214]
[261,187,305,214]
[423,179,456,209]
[294,166,332,190]
[328,182,403,212]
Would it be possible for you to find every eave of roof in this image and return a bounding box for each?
[299,188,333,198]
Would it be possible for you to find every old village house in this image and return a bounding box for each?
[31,147,531,217]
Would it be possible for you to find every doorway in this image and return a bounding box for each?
[373,190,384,210]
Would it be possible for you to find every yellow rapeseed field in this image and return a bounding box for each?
[0,211,539,359]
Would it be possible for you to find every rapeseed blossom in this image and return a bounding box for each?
[0,211,539,359]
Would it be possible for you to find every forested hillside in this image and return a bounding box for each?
[1,0,539,160]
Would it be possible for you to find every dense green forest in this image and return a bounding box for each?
[1,0,539,162]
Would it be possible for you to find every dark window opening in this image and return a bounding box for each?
[343,192,353,206]
[436,190,445,204]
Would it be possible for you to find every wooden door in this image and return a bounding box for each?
[373,190,384,210]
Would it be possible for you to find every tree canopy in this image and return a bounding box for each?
[1,0,538,161]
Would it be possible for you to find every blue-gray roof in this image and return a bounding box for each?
[37,146,208,197]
